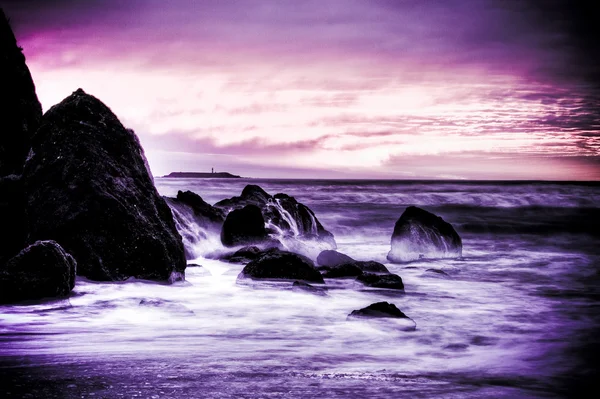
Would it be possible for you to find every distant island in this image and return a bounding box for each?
[163,171,241,178]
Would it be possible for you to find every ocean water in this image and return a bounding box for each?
[1,179,599,398]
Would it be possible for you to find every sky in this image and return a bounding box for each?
[2,0,600,179]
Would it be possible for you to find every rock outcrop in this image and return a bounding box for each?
[22,89,186,282]
[216,184,336,257]
[238,249,324,283]
[0,240,76,303]
[348,302,409,319]
[316,250,354,267]
[0,10,42,176]
[357,273,404,290]
[387,206,462,263]
[318,260,390,278]
[221,205,270,247]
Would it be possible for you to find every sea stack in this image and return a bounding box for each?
[387,206,462,262]
[22,89,186,282]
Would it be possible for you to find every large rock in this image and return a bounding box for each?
[316,250,354,267]
[0,240,76,303]
[22,89,186,282]
[357,273,404,290]
[221,205,270,247]
[348,302,409,319]
[387,206,462,263]
[164,190,225,259]
[0,175,26,264]
[238,249,324,283]
[216,185,336,257]
[0,10,42,176]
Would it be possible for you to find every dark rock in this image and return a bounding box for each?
[222,245,263,264]
[0,175,26,264]
[22,89,186,282]
[238,249,324,283]
[221,205,269,247]
[164,190,225,259]
[426,268,449,276]
[348,302,409,319]
[0,10,43,176]
[357,273,404,290]
[171,190,225,224]
[316,250,354,267]
[215,184,270,209]
[292,280,328,295]
[216,185,336,257]
[0,240,76,303]
[139,298,194,315]
[320,263,363,278]
[353,261,390,274]
[387,206,462,263]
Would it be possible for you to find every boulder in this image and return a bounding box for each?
[352,261,390,274]
[238,249,324,283]
[357,273,404,290]
[348,302,409,319]
[22,89,186,282]
[316,250,354,267]
[0,240,76,303]
[0,10,42,176]
[221,246,263,264]
[387,206,462,263]
[167,190,225,224]
[216,185,336,256]
[221,205,269,247]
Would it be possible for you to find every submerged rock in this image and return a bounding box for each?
[216,184,336,257]
[348,302,409,319]
[292,280,328,296]
[0,240,76,303]
[316,250,354,267]
[387,206,462,263]
[238,249,324,283]
[23,89,186,282]
[0,10,43,176]
[221,245,263,264]
[357,273,404,290]
[221,205,269,247]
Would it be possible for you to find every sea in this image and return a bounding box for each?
[1,179,599,398]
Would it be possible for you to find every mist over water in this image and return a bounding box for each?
[2,179,599,398]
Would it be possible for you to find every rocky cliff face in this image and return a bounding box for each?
[23,89,186,282]
[0,10,42,176]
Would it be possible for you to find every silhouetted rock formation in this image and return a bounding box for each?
[316,250,354,267]
[238,249,324,283]
[165,190,225,259]
[221,205,270,247]
[0,175,26,264]
[387,206,462,263]
[0,10,42,176]
[22,89,186,282]
[357,273,404,290]
[348,302,409,319]
[216,184,336,257]
[0,240,76,303]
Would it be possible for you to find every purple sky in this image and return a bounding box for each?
[3,0,600,179]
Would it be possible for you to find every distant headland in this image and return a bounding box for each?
[163,171,241,178]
